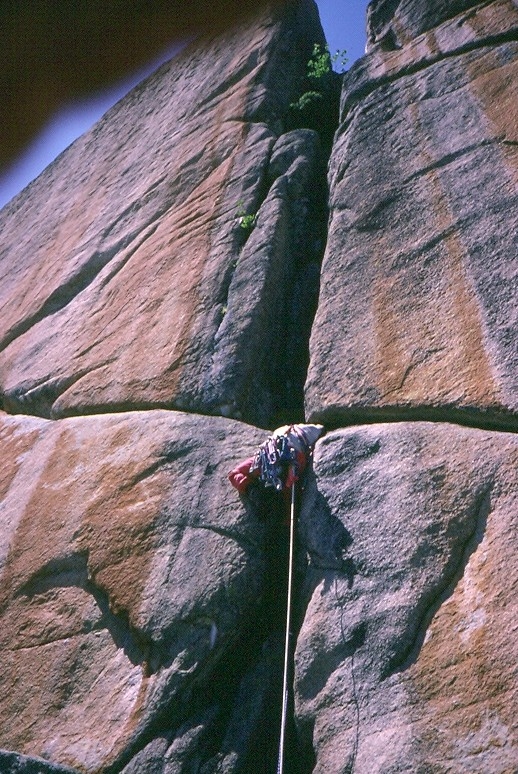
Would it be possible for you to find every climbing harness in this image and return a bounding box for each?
[277,480,297,774]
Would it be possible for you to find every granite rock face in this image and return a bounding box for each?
[305,0,518,430]
[295,422,518,773]
[0,749,80,774]
[0,409,276,773]
[366,0,482,50]
[298,0,518,770]
[0,0,517,772]
[0,0,327,428]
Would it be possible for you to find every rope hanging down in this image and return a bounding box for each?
[277,480,297,774]
[228,423,324,772]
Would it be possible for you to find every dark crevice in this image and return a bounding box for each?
[201,94,341,430]
[266,149,334,427]
[275,196,329,426]
[3,391,516,439]
[312,403,518,435]
[3,392,516,438]
[261,74,342,424]
[274,475,364,774]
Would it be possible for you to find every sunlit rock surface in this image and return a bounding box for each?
[0,410,271,773]
[296,422,518,773]
[305,0,518,430]
[0,0,326,428]
[0,0,517,772]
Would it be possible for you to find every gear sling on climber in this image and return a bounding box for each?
[228,422,324,501]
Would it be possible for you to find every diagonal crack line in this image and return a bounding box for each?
[343,28,518,117]
[0,200,173,356]
[337,137,512,205]
[6,358,116,417]
[212,132,276,345]
[388,482,493,675]
[398,138,504,185]
[333,577,362,774]
[6,630,101,652]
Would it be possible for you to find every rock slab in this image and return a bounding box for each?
[305,0,518,430]
[0,409,272,773]
[1,0,518,772]
[0,0,326,428]
[296,422,518,773]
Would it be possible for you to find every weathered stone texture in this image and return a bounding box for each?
[0,1,326,427]
[366,0,483,50]
[305,0,518,430]
[0,410,273,773]
[296,422,518,773]
[0,749,80,774]
[1,0,517,771]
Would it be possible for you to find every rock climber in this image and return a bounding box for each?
[228,423,324,497]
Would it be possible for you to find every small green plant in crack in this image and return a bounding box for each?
[239,213,257,230]
[236,200,257,232]
[217,304,228,326]
[290,43,347,112]
[290,90,323,112]
[307,43,347,79]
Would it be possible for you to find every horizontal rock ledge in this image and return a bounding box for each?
[308,403,518,434]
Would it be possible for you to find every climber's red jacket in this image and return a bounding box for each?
[228,451,307,494]
[227,457,259,494]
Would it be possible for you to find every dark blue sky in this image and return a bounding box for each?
[0,1,370,209]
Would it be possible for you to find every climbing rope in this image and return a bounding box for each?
[277,481,297,774]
